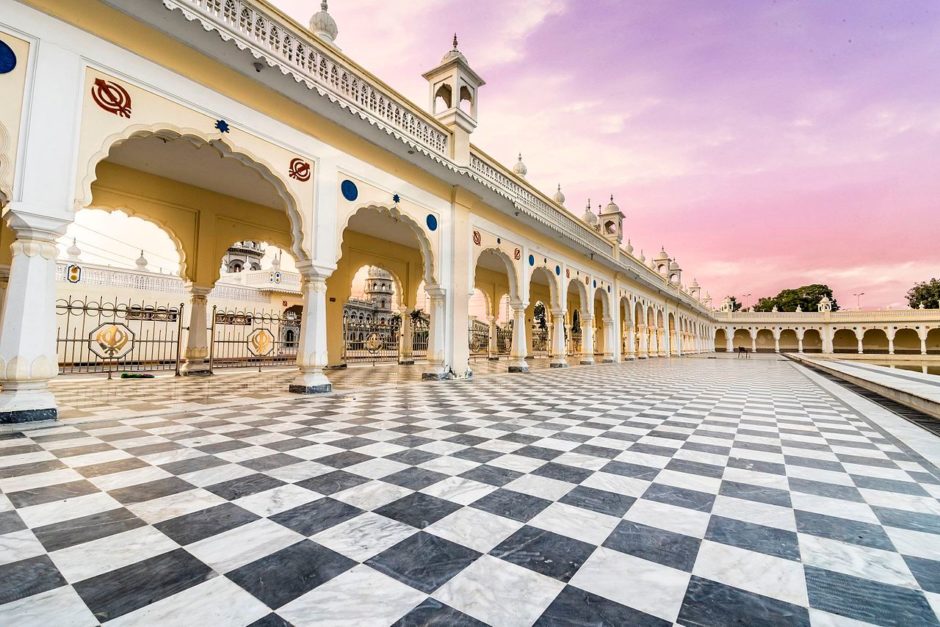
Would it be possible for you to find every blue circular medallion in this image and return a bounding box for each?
[607,285,611,293]
[593,280,597,289]
[555,265,561,276]
[341,180,358,202]
[426,214,438,231]
[528,254,535,267]
[0,40,16,75]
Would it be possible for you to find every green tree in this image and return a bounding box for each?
[725,296,743,312]
[907,278,940,309]
[533,302,548,330]
[752,284,838,312]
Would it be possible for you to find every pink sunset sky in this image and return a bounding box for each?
[271,0,939,309]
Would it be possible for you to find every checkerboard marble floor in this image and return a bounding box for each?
[3,358,939,626]
[49,357,564,423]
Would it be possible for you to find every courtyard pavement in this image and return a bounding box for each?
[1,358,939,625]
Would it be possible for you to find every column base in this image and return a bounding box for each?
[549,362,568,368]
[422,365,452,381]
[325,364,347,370]
[508,364,529,373]
[181,360,212,376]
[0,383,58,424]
[290,369,332,394]
[579,359,595,365]
[487,357,500,361]
[602,359,615,363]
[398,360,415,366]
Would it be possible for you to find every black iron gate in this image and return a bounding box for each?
[56,296,184,376]
[209,306,300,371]
[469,321,490,360]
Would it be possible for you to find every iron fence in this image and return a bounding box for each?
[209,306,300,371]
[412,318,429,359]
[56,296,184,376]
[343,320,400,363]
[531,327,549,357]
[496,327,512,355]
[469,321,490,360]
[568,331,583,356]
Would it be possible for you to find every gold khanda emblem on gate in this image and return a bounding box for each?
[88,322,135,359]
[364,333,383,353]
[247,329,276,356]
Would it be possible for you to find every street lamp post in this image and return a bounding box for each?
[741,293,751,311]
[853,292,865,310]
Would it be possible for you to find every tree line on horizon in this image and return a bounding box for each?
[724,278,940,312]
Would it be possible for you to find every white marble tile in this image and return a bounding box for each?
[187,518,304,573]
[569,547,691,623]
[580,470,649,497]
[434,554,564,627]
[721,466,789,490]
[790,492,879,524]
[279,564,425,627]
[126,488,226,524]
[859,489,940,516]
[333,480,412,510]
[808,607,888,627]
[425,507,523,553]
[654,469,723,494]
[234,484,319,517]
[528,502,620,545]
[17,492,122,528]
[503,474,573,501]
[88,465,174,491]
[693,540,808,606]
[313,512,416,562]
[487,453,545,473]
[884,526,940,561]
[420,476,496,505]
[798,533,918,587]
[786,465,855,486]
[613,449,672,468]
[343,457,410,480]
[177,463,256,488]
[0,468,84,493]
[289,444,344,461]
[50,525,178,583]
[0,529,45,566]
[0,584,98,627]
[625,498,711,538]
[711,495,796,531]
[418,455,479,476]
[62,449,132,468]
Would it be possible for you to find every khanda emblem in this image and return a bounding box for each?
[91,78,132,118]
[247,329,276,356]
[364,333,383,353]
[89,323,134,359]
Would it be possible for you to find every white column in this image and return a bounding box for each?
[398,308,414,365]
[675,327,683,357]
[797,330,805,354]
[580,315,595,364]
[887,330,895,356]
[773,329,781,354]
[857,335,864,354]
[750,331,757,353]
[0,224,65,423]
[181,286,212,375]
[290,270,332,394]
[509,302,529,373]
[920,335,928,356]
[550,310,568,368]
[726,329,734,353]
[602,317,616,362]
[423,287,448,379]
[625,321,636,360]
[487,315,499,360]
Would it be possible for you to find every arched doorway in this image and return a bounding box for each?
[861,329,889,354]
[755,329,775,352]
[529,266,563,367]
[472,248,521,370]
[802,329,823,353]
[893,328,921,354]
[567,278,590,363]
[779,329,799,352]
[832,329,858,354]
[715,328,728,352]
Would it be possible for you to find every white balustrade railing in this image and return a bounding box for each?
[163,0,450,155]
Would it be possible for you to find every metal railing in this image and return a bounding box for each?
[209,306,300,371]
[343,320,400,363]
[56,296,184,376]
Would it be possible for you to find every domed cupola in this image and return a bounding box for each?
[513,154,528,178]
[582,198,598,227]
[553,184,566,206]
[135,250,148,271]
[598,194,625,243]
[668,258,682,284]
[310,1,338,45]
[66,238,82,261]
[653,247,670,276]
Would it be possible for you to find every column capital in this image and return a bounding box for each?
[295,261,335,281]
[4,203,71,241]
[509,300,528,312]
[184,283,214,298]
[426,285,446,300]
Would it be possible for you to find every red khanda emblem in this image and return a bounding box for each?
[289,158,311,182]
[566,268,570,279]
[513,248,521,260]
[472,231,481,246]
[91,78,132,118]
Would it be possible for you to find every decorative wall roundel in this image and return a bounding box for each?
[426,214,438,231]
[472,230,481,246]
[528,254,535,267]
[566,269,570,279]
[0,40,16,74]
[555,265,561,276]
[593,280,597,289]
[341,180,358,201]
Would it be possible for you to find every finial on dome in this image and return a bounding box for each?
[625,238,634,255]
[66,238,82,261]
[552,184,566,206]
[582,198,598,225]
[135,250,149,270]
[310,0,338,45]
[513,153,527,178]
[453,33,459,49]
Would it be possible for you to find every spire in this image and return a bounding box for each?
[453,33,459,50]
[552,184,566,206]
[512,153,527,178]
[135,250,149,270]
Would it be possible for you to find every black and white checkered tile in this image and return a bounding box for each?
[1,358,939,625]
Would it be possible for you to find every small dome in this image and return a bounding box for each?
[310,1,338,44]
[654,246,670,261]
[582,199,597,225]
[639,249,646,262]
[512,153,527,178]
[271,252,281,270]
[669,259,680,271]
[625,238,634,255]
[605,195,620,214]
[553,184,565,205]
[440,34,467,64]
[135,250,148,270]
[66,238,81,261]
